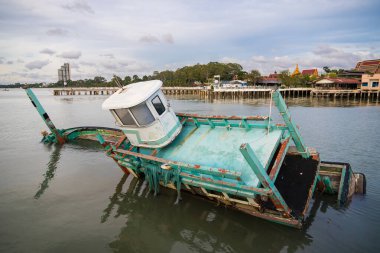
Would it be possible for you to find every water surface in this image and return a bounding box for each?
[0,89,379,252]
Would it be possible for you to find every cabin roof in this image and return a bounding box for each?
[102,80,162,110]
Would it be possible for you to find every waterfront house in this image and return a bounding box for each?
[361,74,380,91]
[256,72,281,87]
[314,78,360,90]
[256,77,281,87]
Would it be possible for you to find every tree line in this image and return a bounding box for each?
[4,62,349,88]
[50,62,263,87]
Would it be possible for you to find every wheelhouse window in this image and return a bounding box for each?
[151,95,165,115]
[372,81,379,87]
[362,82,368,87]
[113,109,136,126]
[130,102,155,126]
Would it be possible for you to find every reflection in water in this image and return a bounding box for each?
[34,145,61,199]
[99,175,364,252]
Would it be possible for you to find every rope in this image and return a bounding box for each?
[267,90,273,135]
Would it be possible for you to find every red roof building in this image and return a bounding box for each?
[355,59,380,74]
[301,69,318,76]
[256,77,281,86]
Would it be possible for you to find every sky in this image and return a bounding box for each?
[0,0,379,84]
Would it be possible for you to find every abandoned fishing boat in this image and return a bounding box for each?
[25,80,366,228]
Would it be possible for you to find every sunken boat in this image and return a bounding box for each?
[25,80,366,228]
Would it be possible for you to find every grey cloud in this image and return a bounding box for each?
[46,28,69,36]
[100,53,115,59]
[102,62,118,70]
[17,59,24,63]
[245,45,374,75]
[62,0,94,14]
[140,35,160,43]
[25,60,50,70]
[80,61,96,67]
[7,61,13,64]
[70,63,80,69]
[313,45,338,55]
[0,57,4,64]
[313,45,359,60]
[139,34,174,44]
[119,60,136,67]
[40,48,56,55]
[312,45,361,68]
[58,51,82,59]
[162,34,174,44]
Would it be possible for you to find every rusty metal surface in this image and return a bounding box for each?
[176,113,269,121]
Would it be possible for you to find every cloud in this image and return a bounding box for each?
[240,45,380,75]
[17,59,24,63]
[46,28,69,36]
[80,61,96,67]
[62,0,94,14]
[162,34,174,44]
[25,60,50,70]
[40,48,56,55]
[0,57,4,64]
[102,62,118,70]
[139,34,175,44]
[58,51,82,59]
[7,61,13,64]
[140,35,160,43]
[100,53,115,59]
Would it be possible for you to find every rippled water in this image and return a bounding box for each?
[0,89,379,252]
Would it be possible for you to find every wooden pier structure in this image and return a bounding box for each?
[52,86,380,101]
[310,89,380,100]
[53,87,118,96]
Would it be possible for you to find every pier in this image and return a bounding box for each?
[53,87,118,96]
[52,86,380,101]
[311,89,380,100]
[212,87,312,99]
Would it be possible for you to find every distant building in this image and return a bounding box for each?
[314,78,360,90]
[220,80,247,88]
[256,71,281,87]
[268,72,280,78]
[256,77,281,87]
[361,74,380,91]
[291,64,301,77]
[58,63,71,84]
[291,65,319,77]
[355,59,380,74]
[302,69,318,77]
[338,70,363,79]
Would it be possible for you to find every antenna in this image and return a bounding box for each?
[113,75,123,89]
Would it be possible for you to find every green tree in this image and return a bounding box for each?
[94,76,107,83]
[132,75,141,82]
[247,70,261,85]
[323,66,331,73]
[111,75,123,87]
[123,76,132,85]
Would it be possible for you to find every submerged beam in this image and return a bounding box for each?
[25,88,65,144]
